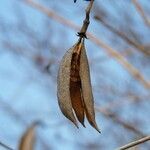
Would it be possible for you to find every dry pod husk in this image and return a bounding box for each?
[57,39,100,133]
[19,122,37,150]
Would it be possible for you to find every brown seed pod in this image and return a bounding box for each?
[57,39,100,133]
[80,42,100,132]
[57,43,78,127]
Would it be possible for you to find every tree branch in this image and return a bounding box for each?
[117,135,150,150]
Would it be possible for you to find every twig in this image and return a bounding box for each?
[78,0,94,38]
[24,0,150,90]
[132,0,150,28]
[0,141,13,150]
[117,135,150,150]
[94,15,150,56]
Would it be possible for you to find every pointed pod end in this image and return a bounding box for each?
[89,120,101,133]
[61,110,79,129]
[72,121,79,129]
[81,122,86,128]
[96,128,101,134]
[93,124,101,133]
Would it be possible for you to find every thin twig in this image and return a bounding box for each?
[117,135,150,150]
[24,0,150,90]
[78,0,94,38]
[132,0,150,28]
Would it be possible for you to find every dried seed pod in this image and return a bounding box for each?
[80,43,100,132]
[57,44,78,127]
[19,122,37,150]
[57,39,100,132]
[70,43,85,127]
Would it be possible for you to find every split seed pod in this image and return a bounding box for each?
[57,39,100,133]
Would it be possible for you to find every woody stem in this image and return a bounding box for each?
[78,0,94,39]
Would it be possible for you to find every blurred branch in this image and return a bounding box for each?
[0,141,13,150]
[99,93,150,112]
[95,107,145,137]
[25,0,79,30]
[0,97,27,124]
[117,135,150,150]
[94,15,150,56]
[89,34,150,90]
[132,0,150,28]
[24,0,150,90]
[99,95,138,111]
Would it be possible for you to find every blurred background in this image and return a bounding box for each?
[0,0,150,149]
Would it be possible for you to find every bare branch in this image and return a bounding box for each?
[117,135,150,150]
